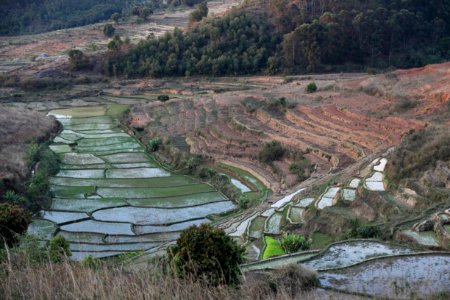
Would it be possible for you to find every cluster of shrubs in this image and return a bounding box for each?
[386,127,450,186]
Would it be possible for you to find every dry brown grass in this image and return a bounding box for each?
[0,105,57,193]
[0,256,335,300]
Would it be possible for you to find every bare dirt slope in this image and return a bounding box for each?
[127,64,449,192]
[0,105,57,194]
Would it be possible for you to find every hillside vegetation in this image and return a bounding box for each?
[103,0,450,77]
[0,0,203,36]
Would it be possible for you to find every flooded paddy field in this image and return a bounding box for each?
[28,105,237,260]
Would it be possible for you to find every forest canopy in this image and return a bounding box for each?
[0,0,204,35]
[103,0,450,77]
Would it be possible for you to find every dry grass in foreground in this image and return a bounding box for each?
[0,255,330,300]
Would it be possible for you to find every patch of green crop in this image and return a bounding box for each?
[263,236,285,259]
[310,232,334,249]
[106,104,129,117]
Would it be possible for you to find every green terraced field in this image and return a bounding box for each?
[28,104,237,260]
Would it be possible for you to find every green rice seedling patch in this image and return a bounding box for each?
[60,220,134,235]
[40,210,89,224]
[248,216,267,239]
[60,153,105,165]
[263,236,285,259]
[59,164,110,170]
[111,162,155,169]
[27,219,56,240]
[50,176,196,188]
[80,148,146,157]
[73,129,122,134]
[51,198,127,212]
[127,192,227,208]
[135,218,209,234]
[64,130,129,139]
[77,136,134,147]
[55,169,105,178]
[105,231,181,243]
[69,242,157,252]
[100,152,152,163]
[106,103,129,117]
[310,232,334,249]
[49,106,106,118]
[57,231,106,244]
[49,144,72,153]
[57,116,114,126]
[105,167,169,178]
[97,184,214,198]
[76,142,143,153]
[51,185,96,198]
[64,123,117,131]
[92,201,236,225]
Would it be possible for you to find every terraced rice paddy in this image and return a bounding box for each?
[302,240,416,270]
[319,254,450,299]
[28,105,236,260]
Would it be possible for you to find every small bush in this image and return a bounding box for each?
[103,24,115,37]
[344,218,381,239]
[158,94,170,102]
[3,190,27,206]
[306,82,317,93]
[26,142,40,165]
[259,141,285,164]
[0,203,31,247]
[281,233,311,253]
[167,224,244,286]
[148,137,162,152]
[47,236,71,263]
[394,99,420,112]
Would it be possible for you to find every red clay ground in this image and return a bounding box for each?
[128,64,449,193]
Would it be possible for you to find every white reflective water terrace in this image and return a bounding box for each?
[29,105,237,260]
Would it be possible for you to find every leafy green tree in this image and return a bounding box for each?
[0,203,31,247]
[157,94,170,102]
[306,82,317,93]
[68,49,90,70]
[111,12,120,23]
[167,224,245,286]
[259,141,285,163]
[108,35,124,51]
[148,137,162,152]
[189,1,208,23]
[103,24,115,37]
